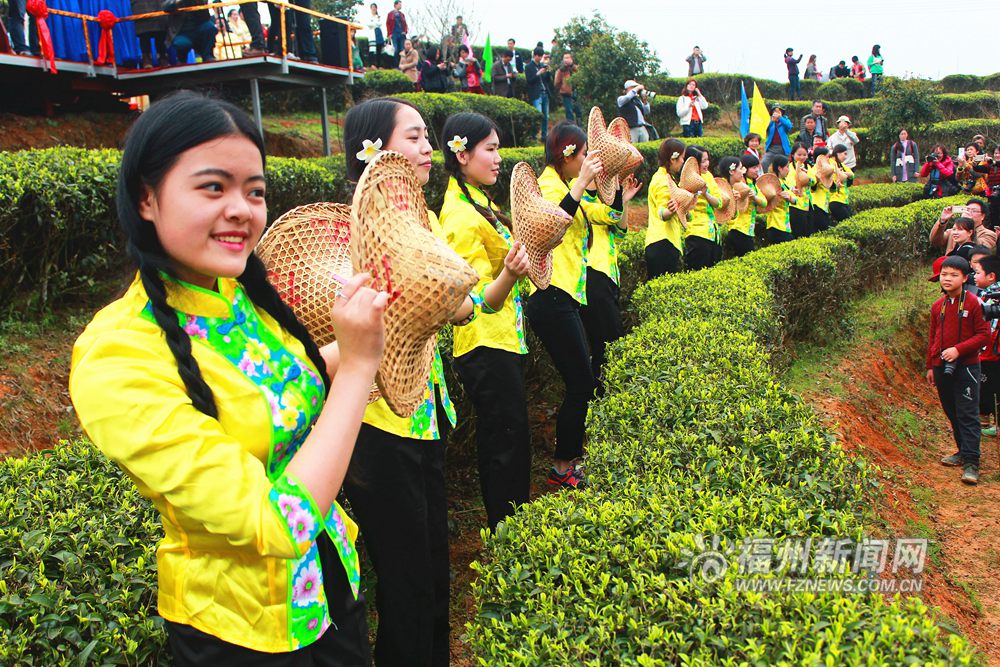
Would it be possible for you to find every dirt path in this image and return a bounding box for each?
[797,320,1000,664]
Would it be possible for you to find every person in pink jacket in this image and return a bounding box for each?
[920,144,959,198]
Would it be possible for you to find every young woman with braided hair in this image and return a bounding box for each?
[437,112,533,530]
[532,121,640,484]
[70,92,388,664]
[341,98,526,667]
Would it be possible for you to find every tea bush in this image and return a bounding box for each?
[467,195,976,664]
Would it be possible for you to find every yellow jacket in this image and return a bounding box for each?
[766,181,794,232]
[686,173,722,243]
[440,177,528,358]
[70,275,360,653]
[809,165,831,212]
[537,165,625,298]
[728,179,767,237]
[646,167,684,252]
[830,164,853,205]
[363,211,458,439]
[785,164,814,212]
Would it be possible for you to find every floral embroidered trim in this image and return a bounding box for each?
[562,144,577,158]
[356,138,382,163]
[447,135,468,153]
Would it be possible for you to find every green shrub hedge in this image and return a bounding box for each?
[467,194,974,664]
[0,148,342,312]
[853,118,1000,166]
[1,140,924,313]
[818,77,867,101]
[640,72,821,105]
[940,73,1000,94]
[350,68,415,100]
[392,92,541,149]
[0,441,165,666]
[647,96,723,137]
[0,187,971,665]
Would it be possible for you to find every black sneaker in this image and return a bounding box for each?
[940,453,963,467]
[961,465,980,485]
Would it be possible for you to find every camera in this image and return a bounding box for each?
[981,284,1000,320]
[926,154,937,163]
[942,357,958,376]
[646,90,657,99]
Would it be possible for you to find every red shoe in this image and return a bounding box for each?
[547,466,587,489]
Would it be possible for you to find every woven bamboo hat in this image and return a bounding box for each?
[713,176,736,224]
[679,157,707,193]
[607,116,644,178]
[665,173,698,219]
[732,180,752,213]
[509,161,573,290]
[587,106,644,206]
[257,202,381,404]
[756,173,782,212]
[351,151,479,417]
[794,164,811,189]
[815,154,836,188]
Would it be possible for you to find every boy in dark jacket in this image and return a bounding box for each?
[926,255,990,484]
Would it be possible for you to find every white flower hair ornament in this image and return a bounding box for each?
[728,163,738,172]
[562,144,577,158]
[671,151,681,160]
[448,135,469,153]
[356,138,383,163]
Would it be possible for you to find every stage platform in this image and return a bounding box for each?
[2,50,359,154]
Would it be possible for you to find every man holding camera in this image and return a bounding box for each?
[554,53,580,124]
[926,254,989,485]
[617,80,653,144]
[525,47,552,141]
[928,199,996,253]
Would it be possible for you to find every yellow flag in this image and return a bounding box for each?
[749,83,769,140]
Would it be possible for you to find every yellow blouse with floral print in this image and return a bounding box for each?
[646,167,684,252]
[685,172,723,243]
[728,179,767,237]
[363,210,458,439]
[440,177,529,358]
[536,165,624,301]
[70,275,360,654]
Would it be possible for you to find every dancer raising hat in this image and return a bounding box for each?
[70,91,386,663]
[683,145,725,270]
[528,121,640,488]
[761,155,798,245]
[787,142,816,238]
[341,98,527,667]
[646,138,688,278]
[438,112,534,531]
[809,147,835,233]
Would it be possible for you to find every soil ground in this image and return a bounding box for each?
[784,269,1000,665]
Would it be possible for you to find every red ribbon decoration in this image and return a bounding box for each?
[26,0,57,73]
[95,9,117,65]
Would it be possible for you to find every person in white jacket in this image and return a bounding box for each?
[828,115,861,168]
[676,79,709,138]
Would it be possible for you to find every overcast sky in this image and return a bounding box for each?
[396,0,998,82]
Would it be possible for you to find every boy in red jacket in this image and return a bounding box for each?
[926,255,989,484]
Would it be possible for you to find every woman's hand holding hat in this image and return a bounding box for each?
[331,272,388,376]
[503,241,531,278]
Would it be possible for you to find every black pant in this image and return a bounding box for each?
[341,424,449,667]
[934,363,981,466]
[830,201,852,223]
[981,359,1000,417]
[645,239,681,279]
[724,229,754,257]
[454,347,531,529]
[580,268,624,397]
[166,533,369,666]
[234,2,266,49]
[524,286,596,462]
[811,206,831,233]
[766,228,793,244]
[684,235,721,271]
[790,207,813,239]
